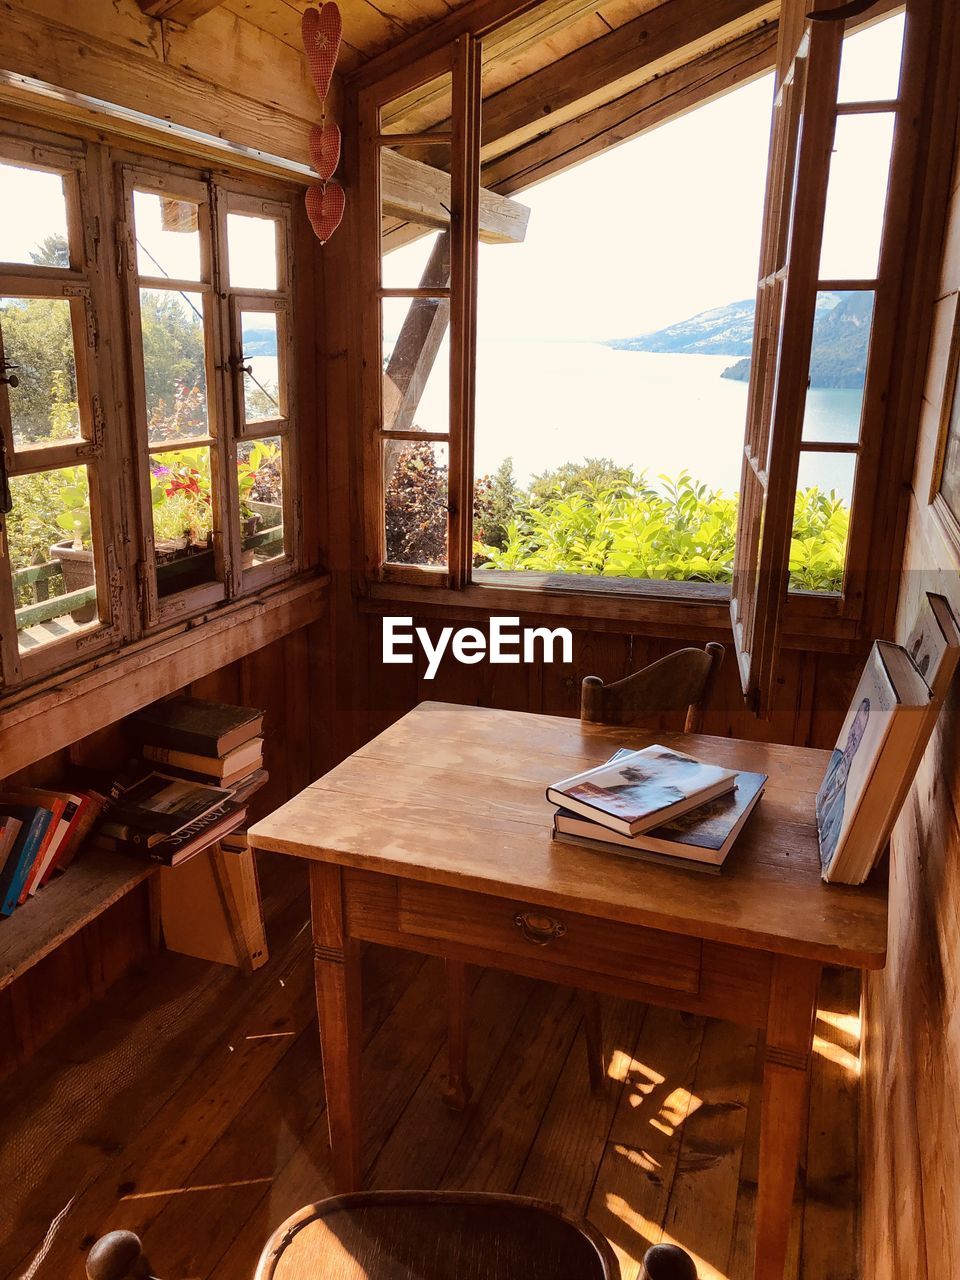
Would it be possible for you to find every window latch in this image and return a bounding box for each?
[0,360,20,389]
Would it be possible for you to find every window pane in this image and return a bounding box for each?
[381,144,451,290]
[789,452,856,594]
[140,288,209,444]
[0,296,82,450]
[837,11,905,104]
[384,440,448,566]
[240,311,282,424]
[819,113,895,281]
[149,446,216,597]
[8,466,99,652]
[0,162,70,268]
[227,213,279,290]
[382,296,449,432]
[133,190,202,281]
[801,290,874,443]
[238,437,284,566]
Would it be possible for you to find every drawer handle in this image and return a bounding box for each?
[514,911,567,946]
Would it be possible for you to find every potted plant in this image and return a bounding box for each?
[238,440,282,565]
[150,452,216,594]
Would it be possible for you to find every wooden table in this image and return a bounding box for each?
[249,702,888,1280]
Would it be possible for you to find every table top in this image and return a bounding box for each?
[249,701,889,969]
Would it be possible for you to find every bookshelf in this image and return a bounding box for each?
[0,851,153,992]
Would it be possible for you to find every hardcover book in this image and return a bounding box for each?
[546,744,737,837]
[817,640,931,884]
[132,697,264,758]
[905,591,960,702]
[554,768,766,867]
[0,806,54,916]
[142,736,264,779]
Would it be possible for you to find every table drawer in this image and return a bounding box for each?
[397,881,701,995]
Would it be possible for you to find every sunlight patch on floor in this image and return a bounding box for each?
[120,1176,273,1201]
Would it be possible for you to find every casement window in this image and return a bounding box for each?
[358,1,925,683]
[120,162,300,624]
[0,135,124,683]
[0,125,304,693]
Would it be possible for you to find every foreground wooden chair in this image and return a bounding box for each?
[86,1194,698,1278]
[444,642,725,1103]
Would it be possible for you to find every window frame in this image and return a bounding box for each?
[0,129,126,684]
[358,0,927,654]
[0,119,309,697]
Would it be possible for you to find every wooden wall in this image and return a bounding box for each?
[0,618,332,1077]
[860,104,960,1280]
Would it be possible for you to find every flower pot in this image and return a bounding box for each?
[50,540,97,624]
[155,541,217,598]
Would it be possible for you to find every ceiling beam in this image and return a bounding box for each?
[484,22,778,195]
[381,148,531,246]
[479,0,777,158]
[138,0,225,24]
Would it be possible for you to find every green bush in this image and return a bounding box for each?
[474,464,849,594]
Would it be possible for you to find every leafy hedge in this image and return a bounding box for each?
[385,449,850,593]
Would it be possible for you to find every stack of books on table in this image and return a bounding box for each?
[548,744,767,874]
[0,788,105,917]
[91,697,268,867]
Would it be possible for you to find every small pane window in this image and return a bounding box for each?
[140,288,210,444]
[9,466,99,652]
[0,162,70,268]
[382,296,450,432]
[819,114,895,281]
[384,439,448,566]
[789,452,856,594]
[227,214,279,290]
[0,296,82,449]
[239,310,282,424]
[801,290,875,443]
[238,437,284,565]
[149,446,216,597]
[837,11,905,103]
[133,190,202,281]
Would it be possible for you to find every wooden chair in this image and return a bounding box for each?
[580,642,725,734]
[444,642,725,1102]
[85,1195,698,1279]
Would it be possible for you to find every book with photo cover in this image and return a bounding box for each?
[546,744,737,837]
[109,773,234,837]
[817,640,931,884]
[905,591,960,702]
[554,767,766,867]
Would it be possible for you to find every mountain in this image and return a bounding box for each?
[606,291,871,390]
[242,327,278,357]
[606,299,756,357]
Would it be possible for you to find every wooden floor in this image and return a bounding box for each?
[0,854,860,1280]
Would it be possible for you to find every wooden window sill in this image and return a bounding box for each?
[361,571,861,652]
[0,570,331,777]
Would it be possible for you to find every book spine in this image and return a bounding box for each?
[143,745,227,774]
[1,812,52,916]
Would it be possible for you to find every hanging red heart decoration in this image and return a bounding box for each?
[306,182,345,244]
[309,122,341,181]
[301,4,342,104]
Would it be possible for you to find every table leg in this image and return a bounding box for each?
[755,955,822,1280]
[310,862,362,1192]
[442,959,473,1110]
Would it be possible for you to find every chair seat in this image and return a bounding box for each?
[254,1191,620,1280]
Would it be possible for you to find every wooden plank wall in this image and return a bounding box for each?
[860,120,960,1280]
[0,617,333,1078]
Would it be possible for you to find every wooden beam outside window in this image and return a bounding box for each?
[381,149,530,245]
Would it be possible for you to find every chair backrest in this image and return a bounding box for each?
[581,642,724,734]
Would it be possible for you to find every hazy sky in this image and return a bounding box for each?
[384,10,905,344]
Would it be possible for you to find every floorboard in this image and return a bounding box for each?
[1,857,861,1280]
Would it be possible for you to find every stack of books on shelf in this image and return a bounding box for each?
[90,697,267,867]
[548,744,767,874]
[0,788,105,918]
[817,591,960,884]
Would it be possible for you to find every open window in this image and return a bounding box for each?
[731,4,910,714]
[0,136,122,684]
